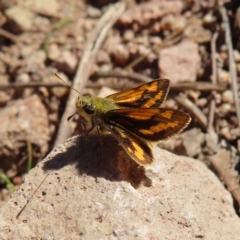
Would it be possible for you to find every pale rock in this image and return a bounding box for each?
[230,128,240,139]
[5,6,36,31]
[233,50,240,62]
[96,50,111,64]
[218,69,230,84]
[149,36,162,45]
[111,44,130,66]
[161,14,186,32]
[84,19,96,32]
[128,42,139,55]
[0,136,240,239]
[164,99,176,109]
[188,90,200,101]
[55,51,77,74]
[138,44,149,55]
[219,119,229,128]
[205,131,219,154]
[196,98,208,107]
[62,51,77,71]
[135,35,149,45]
[27,50,47,69]
[16,73,30,83]
[182,128,205,157]
[24,0,60,17]
[123,30,134,42]
[98,86,116,98]
[222,90,234,104]
[203,13,216,25]
[99,64,112,73]
[159,40,200,83]
[33,16,50,30]
[220,127,231,140]
[219,103,232,114]
[20,45,35,58]
[47,44,61,61]
[184,18,211,43]
[86,6,101,18]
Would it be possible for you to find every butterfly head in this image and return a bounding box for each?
[75,95,95,124]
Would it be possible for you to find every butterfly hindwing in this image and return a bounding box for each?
[110,126,154,166]
[106,108,191,141]
[106,79,170,108]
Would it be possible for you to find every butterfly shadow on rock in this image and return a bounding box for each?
[43,134,152,189]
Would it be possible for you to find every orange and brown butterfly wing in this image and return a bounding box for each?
[110,126,154,166]
[105,108,191,141]
[106,79,170,108]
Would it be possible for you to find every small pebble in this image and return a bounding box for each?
[222,90,234,104]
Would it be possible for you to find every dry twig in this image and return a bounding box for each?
[211,149,240,211]
[0,28,19,43]
[54,2,126,147]
[175,93,207,130]
[95,70,227,92]
[0,82,68,90]
[208,32,219,132]
[0,71,227,92]
[220,5,240,134]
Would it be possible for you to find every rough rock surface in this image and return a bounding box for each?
[159,40,200,83]
[0,135,239,240]
[0,94,50,176]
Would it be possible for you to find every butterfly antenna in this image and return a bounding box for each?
[16,172,50,218]
[55,73,82,97]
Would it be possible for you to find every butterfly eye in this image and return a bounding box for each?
[83,105,95,115]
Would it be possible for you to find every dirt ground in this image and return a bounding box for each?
[0,0,240,219]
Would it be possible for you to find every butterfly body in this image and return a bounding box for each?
[76,96,118,131]
[75,79,191,166]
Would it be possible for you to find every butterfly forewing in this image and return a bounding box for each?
[110,126,154,166]
[105,108,191,141]
[106,79,170,108]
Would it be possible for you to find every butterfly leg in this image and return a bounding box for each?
[81,125,96,158]
[85,124,103,166]
[96,126,103,165]
[85,124,96,142]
